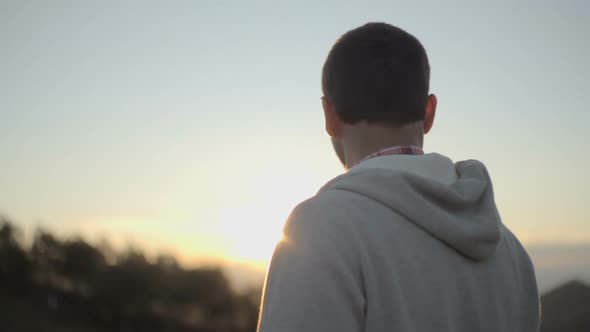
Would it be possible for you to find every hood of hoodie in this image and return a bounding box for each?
[319,153,502,261]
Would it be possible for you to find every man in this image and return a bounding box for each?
[257,22,540,332]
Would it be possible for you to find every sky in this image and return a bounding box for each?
[0,1,589,291]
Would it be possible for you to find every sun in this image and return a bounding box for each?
[212,201,291,267]
[205,162,327,267]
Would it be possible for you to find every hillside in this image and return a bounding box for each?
[540,280,590,332]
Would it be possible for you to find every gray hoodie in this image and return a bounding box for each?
[257,153,540,332]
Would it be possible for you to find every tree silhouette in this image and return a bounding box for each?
[0,219,31,294]
[0,218,261,332]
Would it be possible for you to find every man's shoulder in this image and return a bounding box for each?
[278,191,365,268]
[283,189,369,239]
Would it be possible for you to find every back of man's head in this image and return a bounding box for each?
[322,22,431,128]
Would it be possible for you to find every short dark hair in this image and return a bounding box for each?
[322,23,430,127]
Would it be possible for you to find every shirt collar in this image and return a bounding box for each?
[356,145,424,167]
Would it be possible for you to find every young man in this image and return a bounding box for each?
[257,23,540,332]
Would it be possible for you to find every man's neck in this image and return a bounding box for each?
[342,122,424,168]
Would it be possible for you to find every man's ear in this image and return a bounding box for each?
[322,96,342,137]
[423,94,437,134]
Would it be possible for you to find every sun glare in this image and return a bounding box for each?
[73,163,327,269]
[213,202,288,267]
[208,169,320,267]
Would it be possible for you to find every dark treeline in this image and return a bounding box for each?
[0,218,261,332]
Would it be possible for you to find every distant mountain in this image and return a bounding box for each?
[540,280,590,332]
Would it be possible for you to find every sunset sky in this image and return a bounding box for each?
[1,1,588,291]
